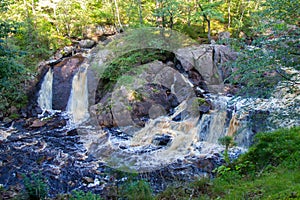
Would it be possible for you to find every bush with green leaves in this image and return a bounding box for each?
[226,5,299,98]
[238,126,300,173]
[69,190,103,200]
[121,180,153,200]
[0,12,28,115]
[22,173,48,200]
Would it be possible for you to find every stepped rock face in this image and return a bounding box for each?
[175,45,237,93]
[90,61,194,127]
[90,45,238,127]
[52,55,85,110]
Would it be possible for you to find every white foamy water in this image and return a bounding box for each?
[38,68,53,111]
[67,66,90,124]
[81,95,248,172]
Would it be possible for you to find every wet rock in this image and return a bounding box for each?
[82,176,94,184]
[172,113,182,121]
[30,119,46,128]
[130,84,179,126]
[62,46,74,57]
[90,104,115,127]
[67,129,78,136]
[52,54,85,110]
[218,31,230,41]
[199,104,210,114]
[3,118,12,124]
[79,39,96,49]
[175,45,237,93]
[152,134,173,146]
[213,45,238,81]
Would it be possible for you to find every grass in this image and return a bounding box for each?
[157,126,300,200]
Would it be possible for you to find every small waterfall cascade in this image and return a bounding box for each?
[198,95,231,143]
[38,68,53,111]
[83,74,249,172]
[67,65,90,123]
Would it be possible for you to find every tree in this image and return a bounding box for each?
[218,136,235,164]
[154,0,182,29]
[0,1,28,114]
[226,0,300,98]
[196,0,223,42]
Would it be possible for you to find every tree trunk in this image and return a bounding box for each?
[198,2,211,42]
[169,12,174,29]
[227,0,231,28]
[207,18,211,42]
[137,0,143,25]
[156,0,163,27]
[114,0,123,31]
[186,0,191,26]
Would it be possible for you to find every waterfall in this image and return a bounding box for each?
[199,111,228,143]
[38,68,53,111]
[83,93,250,172]
[67,66,90,124]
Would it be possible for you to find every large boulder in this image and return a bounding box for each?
[79,39,96,49]
[91,61,195,127]
[175,45,237,93]
[52,54,85,110]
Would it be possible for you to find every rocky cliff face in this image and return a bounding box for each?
[90,44,238,128]
[175,44,238,93]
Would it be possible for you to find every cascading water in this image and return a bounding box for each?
[38,68,53,111]
[83,87,245,172]
[67,65,90,123]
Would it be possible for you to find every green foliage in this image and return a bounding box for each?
[196,0,224,22]
[226,26,299,98]
[121,180,154,200]
[157,126,300,199]
[261,0,300,25]
[238,126,300,173]
[101,48,172,90]
[218,136,234,151]
[13,17,53,68]
[176,24,205,40]
[154,0,182,28]
[69,190,103,200]
[22,173,48,200]
[218,136,235,164]
[0,6,29,114]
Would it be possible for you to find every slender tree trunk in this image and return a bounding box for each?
[53,6,60,34]
[169,12,174,29]
[23,0,29,18]
[114,0,123,31]
[137,0,143,25]
[198,2,211,42]
[156,0,163,27]
[227,0,231,28]
[186,0,191,26]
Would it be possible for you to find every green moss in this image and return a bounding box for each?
[100,49,173,92]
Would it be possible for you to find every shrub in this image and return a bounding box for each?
[69,190,103,200]
[121,180,153,200]
[23,173,48,200]
[238,126,300,174]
